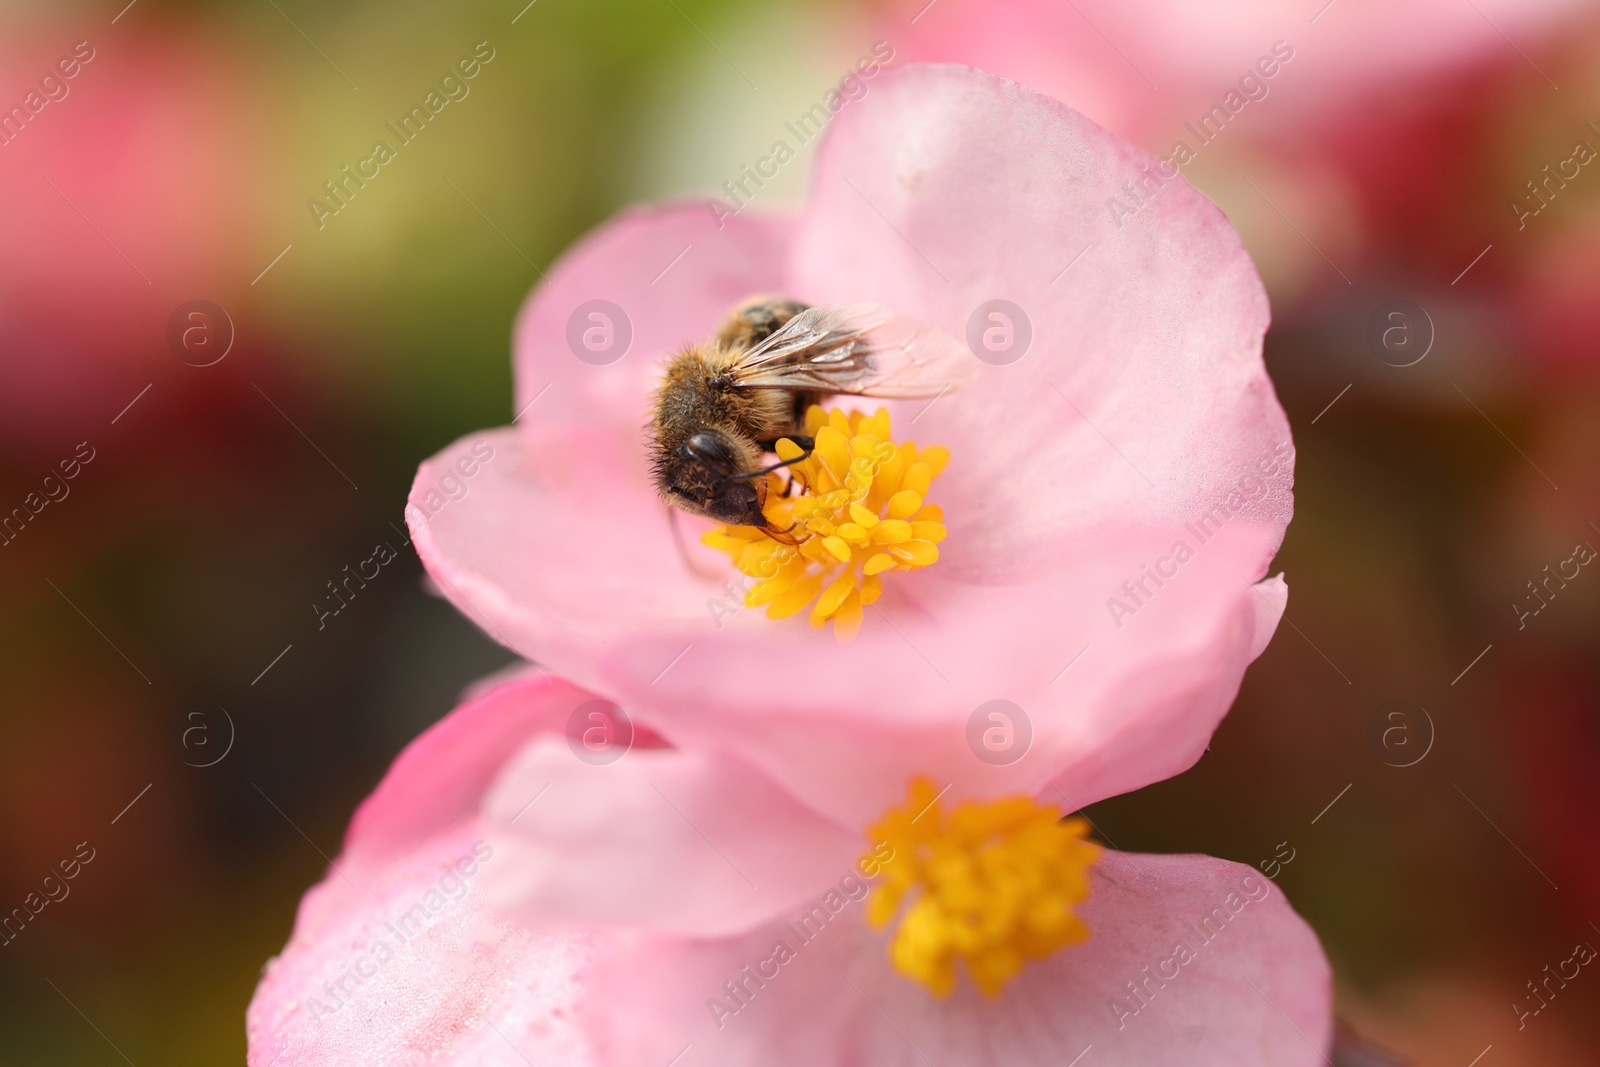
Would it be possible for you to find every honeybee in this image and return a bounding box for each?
[650,296,977,534]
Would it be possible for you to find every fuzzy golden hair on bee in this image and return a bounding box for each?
[648,339,777,529]
[645,297,977,533]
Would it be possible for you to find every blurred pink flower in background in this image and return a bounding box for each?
[0,23,268,451]
[248,671,1332,1067]
[871,0,1586,144]
[408,64,1298,830]
[1514,203,1600,376]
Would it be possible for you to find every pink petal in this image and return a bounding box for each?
[479,735,862,937]
[882,0,1590,143]
[580,852,1331,1067]
[335,668,576,875]
[247,820,595,1067]
[248,674,601,1067]
[413,428,1282,826]
[408,64,1294,826]
[510,203,792,437]
[1247,574,1288,663]
[791,64,1293,577]
[407,425,716,668]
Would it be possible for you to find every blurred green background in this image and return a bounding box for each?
[1,0,1597,1063]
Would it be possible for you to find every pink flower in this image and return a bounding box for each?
[248,671,1332,1066]
[262,61,1335,1064]
[407,63,1297,833]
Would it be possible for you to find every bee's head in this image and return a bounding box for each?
[660,430,770,528]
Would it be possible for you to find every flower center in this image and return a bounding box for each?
[701,405,949,642]
[861,777,1101,998]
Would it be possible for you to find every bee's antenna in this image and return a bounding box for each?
[729,451,812,480]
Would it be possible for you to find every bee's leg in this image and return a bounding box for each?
[667,506,726,580]
[756,519,806,546]
[760,528,803,546]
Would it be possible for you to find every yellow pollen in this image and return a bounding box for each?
[701,406,949,642]
[860,776,1101,998]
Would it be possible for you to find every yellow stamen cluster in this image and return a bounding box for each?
[861,777,1101,998]
[702,406,949,642]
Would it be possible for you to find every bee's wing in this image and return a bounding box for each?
[728,302,978,399]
